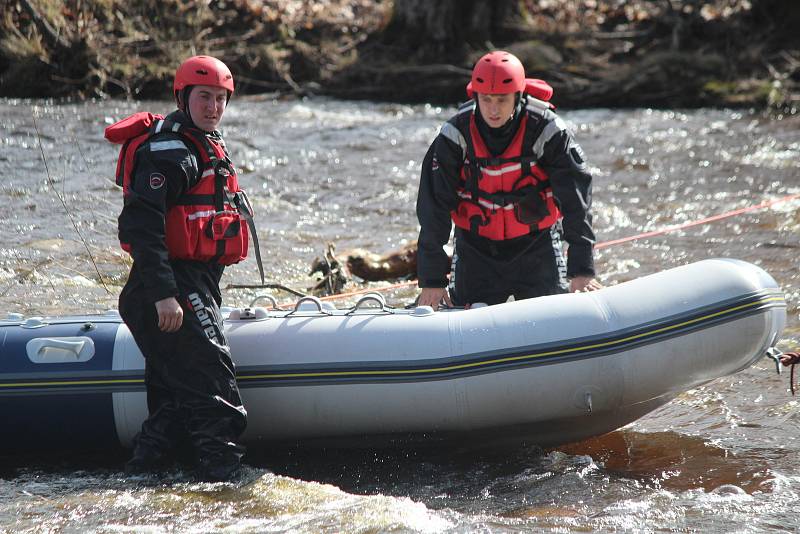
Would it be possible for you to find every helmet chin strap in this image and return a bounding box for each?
[507,92,522,124]
[177,86,195,125]
[502,93,524,127]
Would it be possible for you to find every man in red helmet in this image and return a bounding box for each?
[416,51,602,309]
[111,55,250,480]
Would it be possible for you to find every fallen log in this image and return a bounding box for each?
[309,241,421,296]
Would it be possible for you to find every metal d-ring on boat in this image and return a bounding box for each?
[345,292,393,315]
[249,294,280,310]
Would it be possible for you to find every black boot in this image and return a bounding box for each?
[124,446,169,475]
[195,452,242,481]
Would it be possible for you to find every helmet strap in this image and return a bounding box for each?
[178,86,194,123]
[513,92,523,120]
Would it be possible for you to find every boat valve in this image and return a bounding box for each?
[584,392,593,413]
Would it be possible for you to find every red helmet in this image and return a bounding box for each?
[173,55,234,99]
[468,51,525,95]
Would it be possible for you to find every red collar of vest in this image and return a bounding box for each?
[468,113,528,161]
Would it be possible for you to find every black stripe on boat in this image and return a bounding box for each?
[0,289,784,394]
[236,289,784,386]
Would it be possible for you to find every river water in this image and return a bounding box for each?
[1,97,799,532]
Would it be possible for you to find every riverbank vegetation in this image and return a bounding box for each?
[1,0,798,109]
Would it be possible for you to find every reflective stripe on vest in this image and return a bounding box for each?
[107,113,249,265]
[449,111,561,241]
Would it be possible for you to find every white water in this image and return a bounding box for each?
[1,99,799,532]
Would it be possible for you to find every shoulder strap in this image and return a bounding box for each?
[162,126,265,284]
[231,190,265,285]
[452,112,483,201]
[115,133,152,189]
[155,119,220,166]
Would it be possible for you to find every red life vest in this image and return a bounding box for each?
[450,100,562,241]
[105,112,250,266]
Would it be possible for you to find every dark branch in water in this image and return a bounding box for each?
[226,283,306,298]
[31,110,111,294]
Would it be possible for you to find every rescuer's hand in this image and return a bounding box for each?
[570,276,604,293]
[417,287,452,311]
[155,296,184,332]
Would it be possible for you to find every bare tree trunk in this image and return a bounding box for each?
[384,0,518,60]
[328,0,522,102]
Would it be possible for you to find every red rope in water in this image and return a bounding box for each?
[594,192,800,250]
[780,352,800,396]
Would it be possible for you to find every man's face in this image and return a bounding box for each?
[187,85,228,132]
[476,93,516,128]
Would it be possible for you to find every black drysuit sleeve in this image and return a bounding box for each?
[415,132,464,288]
[539,128,596,278]
[117,134,197,303]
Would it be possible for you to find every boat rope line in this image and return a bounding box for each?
[0,291,782,394]
[290,192,800,303]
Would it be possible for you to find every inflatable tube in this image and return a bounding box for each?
[0,259,785,453]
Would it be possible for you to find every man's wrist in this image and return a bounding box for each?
[418,278,448,289]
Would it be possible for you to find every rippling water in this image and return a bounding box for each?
[1,98,799,532]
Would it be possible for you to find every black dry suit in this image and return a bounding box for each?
[117,109,247,471]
